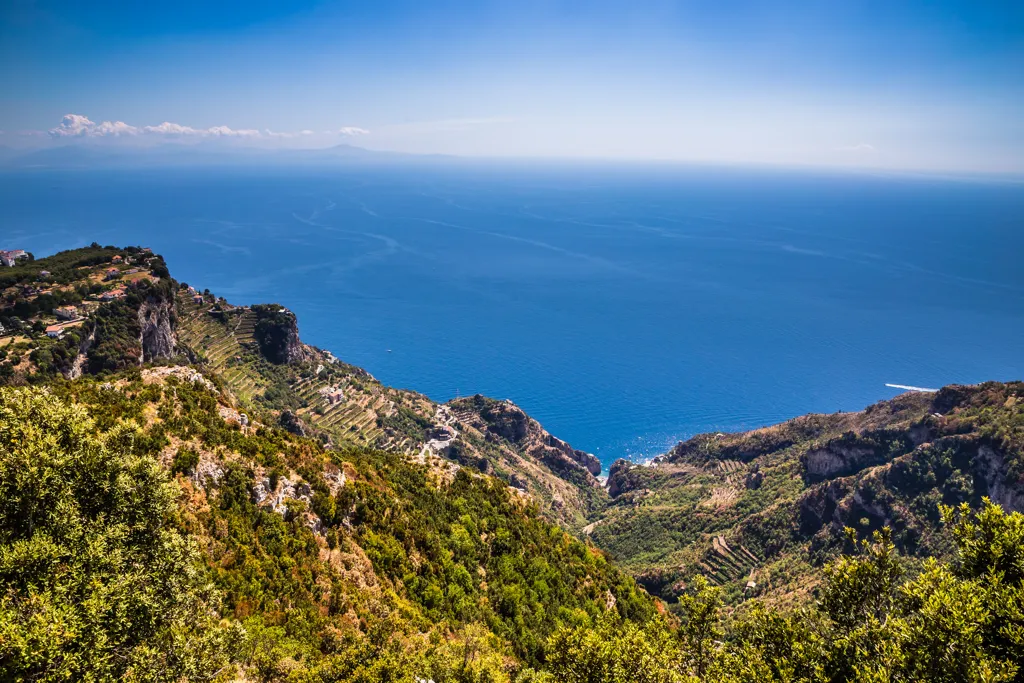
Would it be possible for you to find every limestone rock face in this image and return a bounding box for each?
[804,442,877,480]
[253,475,313,514]
[139,296,176,362]
[977,445,1024,512]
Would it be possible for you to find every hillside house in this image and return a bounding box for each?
[45,324,64,338]
[38,270,51,279]
[105,268,120,281]
[54,306,78,320]
[0,249,26,267]
[192,294,204,305]
[100,288,125,302]
[111,255,123,263]
[320,386,345,405]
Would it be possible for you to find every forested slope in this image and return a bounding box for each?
[3,380,1022,682]
[0,376,652,681]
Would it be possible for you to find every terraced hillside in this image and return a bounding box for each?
[175,297,267,403]
[173,286,607,527]
[592,382,1024,607]
[175,291,420,451]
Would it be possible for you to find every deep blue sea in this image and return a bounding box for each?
[3,162,1023,467]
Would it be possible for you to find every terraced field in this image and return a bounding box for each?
[699,535,761,588]
[176,292,425,453]
[176,298,270,404]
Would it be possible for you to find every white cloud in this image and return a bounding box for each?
[206,125,261,138]
[142,121,201,135]
[47,114,363,141]
[49,114,138,137]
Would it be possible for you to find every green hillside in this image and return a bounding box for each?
[2,244,1023,681]
[0,375,652,681]
[591,382,1024,608]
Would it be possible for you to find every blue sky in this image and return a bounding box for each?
[2,0,1022,171]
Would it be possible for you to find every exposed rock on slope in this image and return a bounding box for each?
[252,303,306,364]
[452,395,602,479]
[139,295,176,362]
[278,409,308,436]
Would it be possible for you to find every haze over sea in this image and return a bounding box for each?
[3,162,1023,468]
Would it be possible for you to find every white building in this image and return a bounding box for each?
[0,250,27,267]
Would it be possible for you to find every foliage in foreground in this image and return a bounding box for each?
[0,385,648,681]
[545,503,1024,683]
[2,384,1023,682]
[0,387,233,681]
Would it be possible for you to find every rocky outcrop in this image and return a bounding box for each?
[252,304,306,365]
[138,296,176,362]
[253,475,313,514]
[279,410,308,437]
[744,468,764,490]
[804,440,879,481]
[976,445,1024,512]
[453,395,602,482]
[606,459,633,497]
[802,426,932,482]
[67,325,96,380]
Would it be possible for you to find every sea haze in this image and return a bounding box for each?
[3,162,1023,467]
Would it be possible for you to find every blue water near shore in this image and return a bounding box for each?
[3,162,1023,467]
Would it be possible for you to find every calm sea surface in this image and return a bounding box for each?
[3,162,1023,467]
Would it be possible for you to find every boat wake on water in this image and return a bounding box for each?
[885,383,938,393]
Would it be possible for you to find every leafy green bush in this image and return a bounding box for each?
[0,387,233,681]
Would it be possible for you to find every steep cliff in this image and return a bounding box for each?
[138,294,176,362]
[251,303,306,364]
